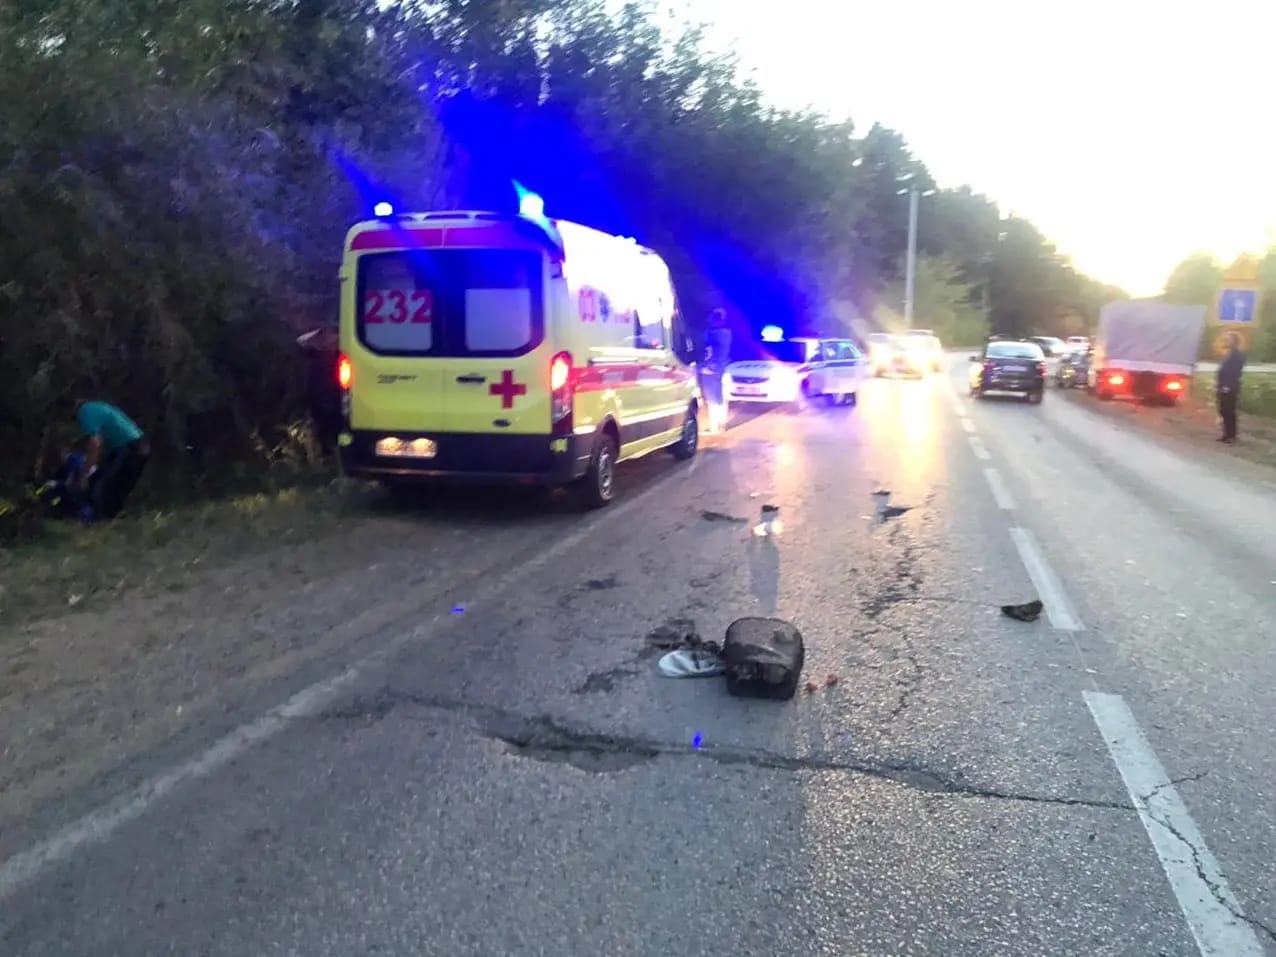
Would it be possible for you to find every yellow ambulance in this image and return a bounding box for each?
[335,203,700,507]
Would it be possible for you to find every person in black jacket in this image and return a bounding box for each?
[1216,332,1246,443]
[700,309,732,433]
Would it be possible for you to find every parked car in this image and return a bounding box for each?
[1028,335,1067,357]
[904,329,944,372]
[1055,349,1090,388]
[867,333,923,377]
[969,339,1047,403]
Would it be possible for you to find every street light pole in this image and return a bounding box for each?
[904,187,919,329]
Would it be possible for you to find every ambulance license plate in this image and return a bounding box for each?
[376,436,437,459]
[734,385,764,396]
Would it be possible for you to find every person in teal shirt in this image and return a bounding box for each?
[75,400,150,519]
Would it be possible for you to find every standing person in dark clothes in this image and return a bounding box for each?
[701,309,732,433]
[1216,332,1246,443]
[75,400,150,519]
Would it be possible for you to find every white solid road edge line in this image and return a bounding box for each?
[1084,691,1266,957]
[0,411,765,901]
[982,467,1016,511]
[968,435,991,460]
[1008,527,1083,631]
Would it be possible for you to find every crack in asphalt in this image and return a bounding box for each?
[860,520,928,721]
[1136,774,1276,944]
[317,688,1131,812]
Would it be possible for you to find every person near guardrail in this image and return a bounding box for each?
[1216,332,1246,444]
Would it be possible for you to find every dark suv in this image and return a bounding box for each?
[969,340,1047,403]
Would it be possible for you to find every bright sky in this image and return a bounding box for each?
[673,0,1276,295]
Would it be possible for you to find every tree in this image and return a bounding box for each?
[0,0,1115,506]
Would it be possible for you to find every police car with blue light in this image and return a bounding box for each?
[724,325,866,408]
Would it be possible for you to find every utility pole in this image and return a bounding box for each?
[904,188,919,329]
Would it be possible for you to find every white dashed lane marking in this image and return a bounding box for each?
[968,435,991,461]
[982,467,1016,511]
[959,416,976,434]
[1085,692,1266,957]
[1008,527,1084,631]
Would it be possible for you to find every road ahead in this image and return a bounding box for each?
[4,357,1276,956]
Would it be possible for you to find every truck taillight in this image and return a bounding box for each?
[1108,372,1125,386]
[338,353,352,391]
[550,351,573,429]
[1165,378,1183,392]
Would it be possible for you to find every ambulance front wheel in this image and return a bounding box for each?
[670,406,699,461]
[577,430,618,509]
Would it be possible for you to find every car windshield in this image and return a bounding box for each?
[987,342,1044,359]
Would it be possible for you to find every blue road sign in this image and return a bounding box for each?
[1218,288,1257,324]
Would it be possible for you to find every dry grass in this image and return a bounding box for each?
[0,481,372,634]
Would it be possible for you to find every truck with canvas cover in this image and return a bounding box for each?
[1089,300,1206,404]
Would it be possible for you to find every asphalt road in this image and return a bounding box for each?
[3,357,1276,956]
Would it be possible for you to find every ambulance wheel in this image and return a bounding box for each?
[578,430,618,509]
[670,407,699,461]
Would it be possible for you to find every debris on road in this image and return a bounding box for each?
[647,621,726,678]
[722,617,805,700]
[1001,599,1044,622]
[752,503,783,537]
[700,510,747,524]
[871,489,913,522]
[657,649,726,678]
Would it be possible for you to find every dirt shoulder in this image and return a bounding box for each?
[1055,375,1276,480]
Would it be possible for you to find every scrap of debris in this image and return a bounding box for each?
[752,503,783,537]
[872,489,913,523]
[701,510,747,524]
[1001,599,1044,622]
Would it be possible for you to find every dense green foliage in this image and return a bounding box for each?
[0,0,1118,501]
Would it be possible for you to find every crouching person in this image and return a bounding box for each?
[75,400,150,520]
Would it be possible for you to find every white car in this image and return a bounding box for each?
[726,337,866,408]
[1065,336,1090,355]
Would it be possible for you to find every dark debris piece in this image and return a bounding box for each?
[1001,600,1044,622]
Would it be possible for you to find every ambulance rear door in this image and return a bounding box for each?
[348,246,447,433]
[429,242,553,437]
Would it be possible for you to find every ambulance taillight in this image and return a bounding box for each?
[550,351,573,428]
[337,353,352,391]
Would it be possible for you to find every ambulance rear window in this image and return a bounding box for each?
[356,249,543,357]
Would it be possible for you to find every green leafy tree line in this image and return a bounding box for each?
[0,0,1116,504]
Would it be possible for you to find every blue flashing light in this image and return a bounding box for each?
[761,325,785,343]
[514,180,545,220]
[691,732,704,749]
[519,191,545,220]
[373,201,394,218]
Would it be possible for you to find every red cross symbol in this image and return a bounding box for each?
[489,369,527,408]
